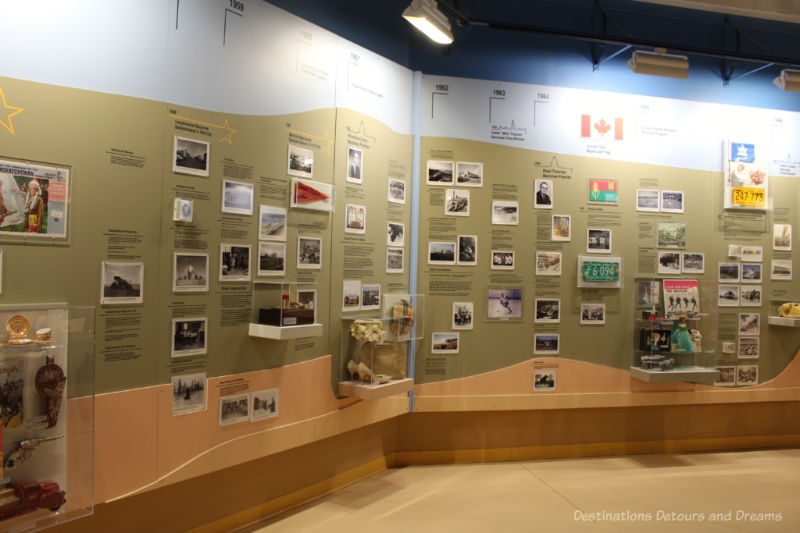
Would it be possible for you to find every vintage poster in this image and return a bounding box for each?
[662,279,700,319]
[0,158,69,239]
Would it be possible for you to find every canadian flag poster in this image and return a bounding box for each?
[581,115,623,140]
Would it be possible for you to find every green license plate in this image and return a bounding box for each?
[582,261,620,282]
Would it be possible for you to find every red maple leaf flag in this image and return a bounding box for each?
[594,119,611,136]
[581,115,623,140]
[295,180,330,203]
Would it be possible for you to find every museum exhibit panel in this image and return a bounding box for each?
[0,0,799,530]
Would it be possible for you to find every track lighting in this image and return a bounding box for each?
[402,0,454,45]
[627,48,689,79]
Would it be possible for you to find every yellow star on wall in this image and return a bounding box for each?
[0,89,24,135]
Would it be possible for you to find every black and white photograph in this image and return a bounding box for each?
[173,198,194,222]
[551,215,571,241]
[361,284,381,311]
[456,161,483,187]
[491,200,519,225]
[431,332,459,354]
[172,372,206,415]
[657,251,681,275]
[740,285,762,307]
[718,284,740,306]
[718,262,740,282]
[533,369,557,391]
[297,289,317,322]
[220,244,251,281]
[427,160,454,185]
[291,177,334,212]
[173,252,209,292]
[773,223,792,251]
[536,251,562,276]
[388,179,406,204]
[221,179,254,215]
[636,189,659,212]
[741,246,763,262]
[487,288,523,319]
[736,365,759,386]
[657,221,687,248]
[345,204,366,234]
[660,190,684,213]
[739,312,760,336]
[386,247,404,273]
[738,336,760,359]
[171,317,207,358]
[587,228,611,253]
[258,242,285,276]
[346,147,363,184]
[445,189,470,216]
[534,179,553,209]
[714,366,736,387]
[457,235,477,265]
[452,302,474,330]
[101,261,143,305]
[387,222,405,246]
[741,263,762,283]
[297,236,322,270]
[428,241,456,265]
[219,393,249,427]
[259,205,287,241]
[250,388,279,422]
[681,253,705,274]
[491,250,515,270]
[533,334,560,355]
[535,298,560,323]
[771,259,792,281]
[342,280,361,311]
[636,281,659,307]
[580,303,606,325]
[173,136,209,177]
[287,144,313,178]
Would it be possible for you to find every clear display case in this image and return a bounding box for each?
[631,279,718,383]
[249,282,322,340]
[767,298,800,327]
[0,305,94,533]
[338,294,424,400]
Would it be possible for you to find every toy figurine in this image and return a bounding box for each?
[35,356,66,428]
[670,315,697,354]
[690,329,703,352]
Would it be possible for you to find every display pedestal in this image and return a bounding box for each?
[630,366,718,384]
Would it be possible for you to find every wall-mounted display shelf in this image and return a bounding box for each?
[249,282,322,340]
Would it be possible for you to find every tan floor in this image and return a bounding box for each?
[237,448,800,532]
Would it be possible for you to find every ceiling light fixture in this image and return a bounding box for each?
[402,0,454,45]
[773,69,800,92]
[627,48,689,79]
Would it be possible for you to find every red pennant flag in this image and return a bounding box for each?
[295,180,330,203]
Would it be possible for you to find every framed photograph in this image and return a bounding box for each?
[535,298,560,323]
[452,302,474,330]
[773,223,792,251]
[534,179,553,209]
[220,244,251,281]
[738,336,760,359]
[171,317,207,358]
[740,285,762,307]
[657,252,681,275]
[173,136,209,177]
[219,393,249,427]
[173,252,209,292]
[636,189,659,212]
[101,262,143,305]
[741,246,762,262]
[580,303,606,325]
[342,280,361,311]
[428,241,456,265]
[387,222,405,246]
[491,200,519,225]
[0,157,70,240]
[290,177,334,212]
[491,250,515,270]
[297,290,317,322]
[457,235,477,265]
[259,205,287,241]
[636,281,659,307]
[361,284,381,311]
[660,190,684,213]
[736,365,759,386]
[551,215,571,241]
[588,179,618,205]
[738,312,760,336]
[344,204,366,234]
[487,288,523,320]
[386,247,404,273]
[771,259,792,281]
[533,334,560,355]
[681,253,704,274]
[722,341,737,354]
[427,160,454,185]
[714,366,736,387]
[740,263,762,283]
[587,228,611,254]
[346,147,363,184]
[536,251,562,276]
[431,332,459,354]
[577,256,623,288]
[221,179,254,215]
[533,369,557,391]
[173,198,193,222]
[718,285,740,307]
[172,372,206,415]
[258,242,286,276]
[388,179,406,204]
[297,236,322,270]
[657,221,686,248]
[250,388,279,421]
[456,161,483,187]
[444,189,470,216]
[718,262,740,282]
[287,144,313,178]
[728,244,741,258]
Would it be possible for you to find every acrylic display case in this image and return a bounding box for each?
[338,294,424,400]
[249,282,322,340]
[767,298,800,327]
[631,279,718,383]
[0,305,94,533]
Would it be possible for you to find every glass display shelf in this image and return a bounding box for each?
[249,282,323,340]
